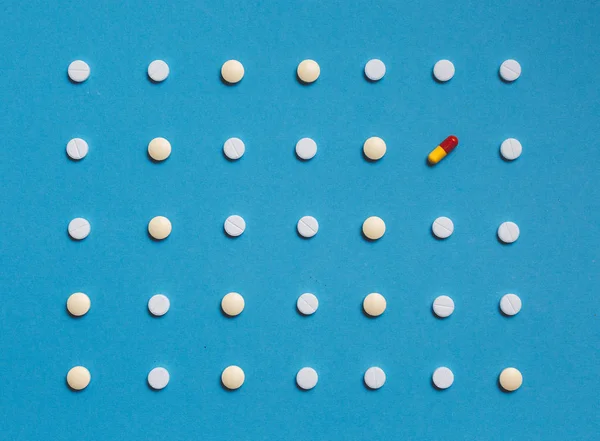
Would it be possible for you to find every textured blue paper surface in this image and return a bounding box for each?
[1,1,599,440]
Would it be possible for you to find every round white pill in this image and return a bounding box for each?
[148,216,172,240]
[500,293,522,316]
[433,295,454,318]
[147,367,170,390]
[147,60,170,82]
[66,138,89,160]
[148,294,170,317]
[223,137,245,160]
[68,218,91,240]
[221,365,245,390]
[363,293,386,317]
[224,215,246,237]
[362,216,386,240]
[295,138,317,160]
[297,293,319,315]
[433,59,455,82]
[297,59,320,83]
[297,216,319,238]
[364,367,386,389]
[221,60,244,84]
[67,292,91,317]
[432,367,454,389]
[148,137,171,161]
[500,59,521,82]
[363,137,386,160]
[296,367,318,390]
[67,366,91,390]
[499,367,522,391]
[500,138,522,161]
[498,221,520,244]
[432,216,454,239]
[221,292,245,317]
[364,59,386,81]
[68,60,90,83]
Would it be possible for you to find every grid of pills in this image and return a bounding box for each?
[65,56,524,393]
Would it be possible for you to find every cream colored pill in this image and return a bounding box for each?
[148,216,172,240]
[67,292,91,317]
[148,137,171,161]
[221,365,245,389]
[362,216,386,240]
[67,366,91,390]
[363,293,386,317]
[297,59,320,83]
[363,137,386,160]
[221,60,244,84]
[221,292,245,316]
[499,367,523,391]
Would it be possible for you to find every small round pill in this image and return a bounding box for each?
[363,137,386,160]
[498,221,520,244]
[67,292,91,317]
[362,216,386,240]
[223,137,245,160]
[433,295,454,318]
[500,138,522,161]
[296,367,318,390]
[68,60,90,83]
[66,138,89,160]
[432,216,454,239]
[499,367,522,391]
[297,216,319,238]
[148,216,172,240]
[67,366,91,390]
[147,60,170,82]
[499,59,521,82]
[363,293,386,317]
[433,59,455,82]
[148,294,170,317]
[364,59,386,81]
[147,137,171,161]
[224,215,246,237]
[68,218,91,240]
[147,367,170,390]
[221,365,245,390]
[221,60,244,84]
[295,138,317,160]
[221,292,245,317]
[500,293,522,316]
[364,366,386,389]
[297,293,319,315]
[432,367,454,389]
[297,59,320,83]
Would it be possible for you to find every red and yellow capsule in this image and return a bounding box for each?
[428,135,458,165]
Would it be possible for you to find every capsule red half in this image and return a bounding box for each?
[428,135,459,164]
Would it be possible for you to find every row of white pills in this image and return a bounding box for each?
[66,292,522,319]
[66,136,523,162]
[65,365,523,392]
[67,59,521,84]
[66,216,521,244]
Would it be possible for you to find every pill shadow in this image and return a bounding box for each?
[66,306,86,319]
[498,72,517,84]
[66,230,86,242]
[65,379,85,392]
[431,308,452,320]
[147,152,170,164]
[222,150,243,162]
[219,73,242,87]
[295,72,318,86]
[67,73,85,85]
[431,71,451,84]
[363,71,384,84]
[430,230,448,241]
[496,377,514,394]
[147,231,171,242]
[362,149,384,164]
[431,377,447,391]
[359,226,380,243]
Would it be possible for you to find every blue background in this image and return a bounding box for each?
[0,1,598,440]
